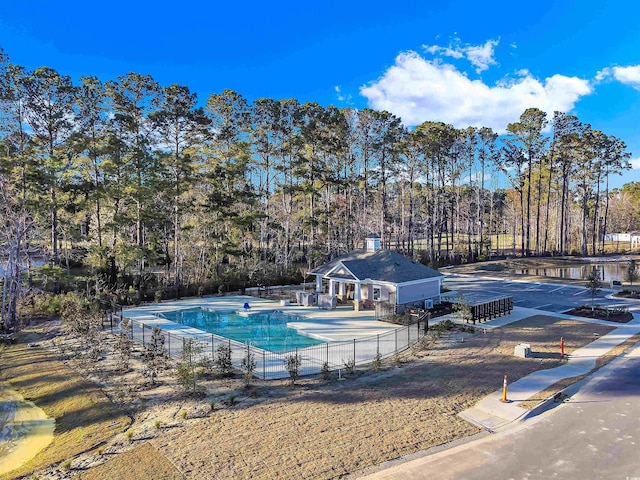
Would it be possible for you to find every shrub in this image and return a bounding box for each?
[180,409,187,420]
[154,290,163,303]
[228,394,237,406]
[453,294,473,323]
[176,338,207,395]
[61,459,72,471]
[154,420,162,430]
[241,350,257,385]
[585,267,602,311]
[372,352,382,370]
[343,358,355,374]
[215,344,233,377]
[142,326,168,385]
[210,401,216,411]
[115,318,133,371]
[284,353,301,385]
[125,429,134,442]
[321,362,331,380]
[60,292,103,360]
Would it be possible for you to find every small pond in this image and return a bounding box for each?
[512,263,629,282]
[0,384,55,475]
[0,259,46,277]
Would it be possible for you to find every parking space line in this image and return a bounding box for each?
[573,290,588,296]
[532,304,552,310]
[523,286,541,291]
[548,286,567,293]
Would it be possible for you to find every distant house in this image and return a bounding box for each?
[311,234,443,311]
[603,232,640,249]
[604,232,632,242]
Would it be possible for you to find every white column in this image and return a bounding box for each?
[315,276,323,293]
[339,282,346,296]
[354,283,362,301]
[329,280,336,296]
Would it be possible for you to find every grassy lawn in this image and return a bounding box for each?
[0,328,131,480]
[75,442,184,480]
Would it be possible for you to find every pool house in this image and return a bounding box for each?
[311,234,443,313]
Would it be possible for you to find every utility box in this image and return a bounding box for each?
[296,291,316,307]
[514,343,531,358]
[610,280,623,289]
[317,294,337,310]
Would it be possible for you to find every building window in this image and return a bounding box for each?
[373,286,381,301]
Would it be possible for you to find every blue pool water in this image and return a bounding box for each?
[159,308,324,353]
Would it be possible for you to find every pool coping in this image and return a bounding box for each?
[121,295,402,344]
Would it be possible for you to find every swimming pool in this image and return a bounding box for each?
[158,308,324,353]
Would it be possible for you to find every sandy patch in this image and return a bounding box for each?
[0,384,54,476]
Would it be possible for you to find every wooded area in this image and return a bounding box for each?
[0,47,636,328]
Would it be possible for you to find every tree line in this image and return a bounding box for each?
[0,47,634,327]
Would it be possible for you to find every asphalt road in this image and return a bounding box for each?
[364,343,640,480]
[442,275,640,313]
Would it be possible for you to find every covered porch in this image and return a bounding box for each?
[314,274,384,311]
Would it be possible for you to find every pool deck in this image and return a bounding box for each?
[121,295,401,342]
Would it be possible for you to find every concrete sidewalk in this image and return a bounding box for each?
[458,312,640,431]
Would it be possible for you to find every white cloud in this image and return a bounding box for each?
[360,51,592,133]
[630,158,640,170]
[612,65,640,90]
[594,67,611,82]
[334,85,352,103]
[424,44,464,59]
[423,38,499,73]
[464,40,499,73]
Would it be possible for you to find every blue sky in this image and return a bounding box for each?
[1,0,639,187]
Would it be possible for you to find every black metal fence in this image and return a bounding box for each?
[104,310,428,380]
[468,297,514,323]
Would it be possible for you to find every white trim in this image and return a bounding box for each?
[325,261,358,280]
[395,277,443,288]
[361,278,393,287]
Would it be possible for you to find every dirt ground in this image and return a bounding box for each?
[148,316,613,480]
[75,443,184,480]
[6,315,615,480]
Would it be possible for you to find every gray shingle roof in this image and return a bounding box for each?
[311,249,442,284]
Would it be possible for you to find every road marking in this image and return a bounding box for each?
[573,290,588,296]
[549,286,567,293]
[523,286,541,291]
[532,304,553,310]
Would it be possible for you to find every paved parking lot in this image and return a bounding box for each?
[442,274,639,313]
